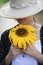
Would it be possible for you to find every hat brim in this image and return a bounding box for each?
[0,0,42,19]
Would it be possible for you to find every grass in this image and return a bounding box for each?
[0,0,9,7]
[0,0,43,24]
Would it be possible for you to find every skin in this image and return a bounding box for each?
[5,16,43,65]
[5,45,22,65]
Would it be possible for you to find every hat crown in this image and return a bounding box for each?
[10,0,37,9]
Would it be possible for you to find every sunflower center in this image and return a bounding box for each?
[16,28,28,37]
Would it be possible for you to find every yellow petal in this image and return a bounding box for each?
[21,38,26,50]
[12,38,17,46]
[29,35,37,41]
[24,37,31,46]
[17,37,22,48]
[28,25,36,31]
[30,32,36,38]
[11,28,17,31]
[28,37,36,44]
[19,24,24,28]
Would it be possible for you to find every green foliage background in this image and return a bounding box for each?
[0,0,43,24]
[0,0,9,7]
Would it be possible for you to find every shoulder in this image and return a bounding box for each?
[1,30,11,56]
[1,30,10,43]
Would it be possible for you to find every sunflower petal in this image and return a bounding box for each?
[9,24,37,49]
[17,38,22,48]
[28,35,37,41]
[28,37,36,44]
[30,33,37,38]
[27,25,36,31]
[25,38,31,46]
[21,38,26,49]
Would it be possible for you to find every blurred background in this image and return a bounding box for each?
[0,0,43,24]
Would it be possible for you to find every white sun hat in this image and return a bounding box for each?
[41,0,43,9]
[0,0,43,19]
[0,16,18,39]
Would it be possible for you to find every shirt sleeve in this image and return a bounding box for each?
[0,30,11,65]
[1,30,11,57]
[40,25,43,65]
[0,40,6,65]
[40,25,43,54]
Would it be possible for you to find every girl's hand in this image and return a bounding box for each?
[5,45,21,65]
[11,45,21,59]
[23,45,40,58]
[23,45,43,63]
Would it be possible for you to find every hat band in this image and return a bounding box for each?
[10,0,37,9]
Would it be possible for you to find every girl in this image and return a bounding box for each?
[0,0,43,65]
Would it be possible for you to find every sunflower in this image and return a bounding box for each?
[9,24,37,49]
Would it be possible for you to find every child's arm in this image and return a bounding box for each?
[23,45,43,64]
[5,45,21,65]
[1,30,21,65]
[5,46,12,65]
[0,40,6,65]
